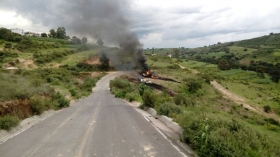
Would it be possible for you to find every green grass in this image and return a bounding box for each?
[146,59,173,67]
[111,66,280,157]
[17,52,33,60]
[273,51,280,56]
[217,69,280,109]
[61,48,101,66]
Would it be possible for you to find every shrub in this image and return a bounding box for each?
[80,77,98,92]
[0,115,20,131]
[173,94,186,105]
[156,102,183,117]
[137,83,151,96]
[178,113,278,157]
[30,95,46,115]
[263,105,271,113]
[185,78,202,93]
[110,78,131,90]
[125,92,140,102]
[201,74,213,84]
[69,88,77,97]
[57,97,70,108]
[4,42,12,49]
[52,92,69,108]
[265,118,280,126]
[114,90,126,98]
[142,90,157,108]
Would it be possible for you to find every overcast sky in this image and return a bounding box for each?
[1,0,280,48]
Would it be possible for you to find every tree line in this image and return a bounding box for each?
[192,54,280,83]
[0,27,90,45]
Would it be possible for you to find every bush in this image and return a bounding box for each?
[173,94,186,105]
[110,78,131,90]
[30,95,46,115]
[142,90,157,108]
[0,115,20,131]
[80,77,98,92]
[265,118,280,126]
[156,102,183,117]
[52,92,69,108]
[185,78,202,93]
[137,83,151,96]
[263,105,271,113]
[178,113,279,157]
[114,89,126,98]
[57,97,70,108]
[201,74,213,84]
[125,92,140,102]
[69,88,77,97]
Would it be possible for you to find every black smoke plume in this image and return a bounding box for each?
[0,0,148,70]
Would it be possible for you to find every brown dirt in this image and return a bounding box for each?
[83,56,100,65]
[0,99,32,119]
[17,58,37,69]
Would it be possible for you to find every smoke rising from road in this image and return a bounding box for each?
[0,0,147,70]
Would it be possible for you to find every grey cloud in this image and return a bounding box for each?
[169,6,201,14]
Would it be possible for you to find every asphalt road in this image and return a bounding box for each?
[0,72,185,157]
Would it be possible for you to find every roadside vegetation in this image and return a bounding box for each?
[111,35,280,156]
[0,27,109,131]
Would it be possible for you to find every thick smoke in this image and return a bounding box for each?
[0,0,148,70]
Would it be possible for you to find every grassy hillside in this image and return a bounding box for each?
[0,32,110,130]
[110,55,280,156]
[116,34,280,156]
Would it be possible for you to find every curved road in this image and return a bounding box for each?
[0,72,185,157]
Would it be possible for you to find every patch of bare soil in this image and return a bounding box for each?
[0,99,32,119]
[83,56,100,65]
[17,58,37,69]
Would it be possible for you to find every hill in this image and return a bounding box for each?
[145,32,280,83]
[0,28,111,131]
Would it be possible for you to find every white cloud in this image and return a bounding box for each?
[0,11,30,28]
[140,33,163,48]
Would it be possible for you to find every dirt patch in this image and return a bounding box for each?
[17,58,37,69]
[0,99,32,119]
[83,56,100,65]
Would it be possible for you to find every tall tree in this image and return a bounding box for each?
[173,48,179,58]
[56,27,66,39]
[0,27,13,41]
[72,36,81,44]
[49,29,56,38]
[81,37,87,44]
[41,33,47,37]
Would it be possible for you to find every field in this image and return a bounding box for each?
[111,54,280,156]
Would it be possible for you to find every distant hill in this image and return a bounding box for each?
[144,32,280,82]
[234,33,280,49]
